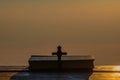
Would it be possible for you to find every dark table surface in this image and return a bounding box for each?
[29,55,94,61]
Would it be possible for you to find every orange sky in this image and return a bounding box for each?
[0,1,120,65]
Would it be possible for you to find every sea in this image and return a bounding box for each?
[0,65,120,80]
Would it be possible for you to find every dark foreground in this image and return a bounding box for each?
[0,66,120,80]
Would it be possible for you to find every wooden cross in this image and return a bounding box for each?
[52,45,67,61]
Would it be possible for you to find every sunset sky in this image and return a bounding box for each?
[0,0,120,65]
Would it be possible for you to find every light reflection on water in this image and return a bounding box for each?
[89,72,120,80]
[1,66,120,80]
[94,65,120,72]
[113,66,120,71]
[89,66,120,80]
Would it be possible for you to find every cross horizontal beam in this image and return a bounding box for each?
[52,46,67,61]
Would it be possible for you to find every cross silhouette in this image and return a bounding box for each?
[52,45,67,61]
